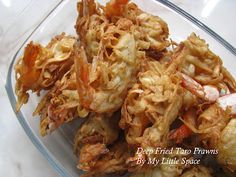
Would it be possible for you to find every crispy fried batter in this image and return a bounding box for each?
[83,140,129,176]
[15,33,75,111]
[197,104,231,148]
[74,0,170,114]
[122,3,169,52]
[34,65,88,136]
[74,113,120,154]
[167,33,236,93]
[75,9,143,113]
[120,60,183,153]
[217,119,236,171]
[74,113,129,176]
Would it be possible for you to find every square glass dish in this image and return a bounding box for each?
[4,0,236,176]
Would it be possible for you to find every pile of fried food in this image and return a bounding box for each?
[15,0,236,176]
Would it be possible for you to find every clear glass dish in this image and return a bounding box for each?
[4,0,236,176]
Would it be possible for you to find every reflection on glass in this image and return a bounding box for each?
[201,0,220,18]
[1,0,11,7]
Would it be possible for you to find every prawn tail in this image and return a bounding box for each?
[74,42,93,109]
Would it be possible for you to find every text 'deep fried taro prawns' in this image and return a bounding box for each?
[74,0,170,114]
[131,147,212,177]
[15,33,75,111]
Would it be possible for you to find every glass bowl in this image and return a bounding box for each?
[5,0,236,176]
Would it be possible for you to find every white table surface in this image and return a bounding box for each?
[0,0,235,177]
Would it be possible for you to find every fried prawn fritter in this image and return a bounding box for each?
[15,33,75,111]
[197,103,236,171]
[34,65,88,136]
[197,104,231,149]
[75,19,143,114]
[81,140,130,177]
[167,33,236,97]
[74,113,120,154]
[74,113,129,176]
[104,2,170,55]
[123,3,169,52]
[74,0,170,114]
[76,0,108,61]
[178,102,236,171]
[166,33,236,149]
[120,61,183,152]
[217,118,236,171]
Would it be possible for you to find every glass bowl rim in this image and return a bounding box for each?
[5,0,236,177]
